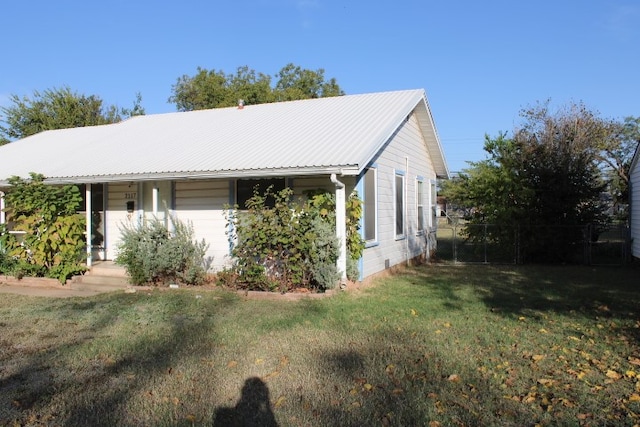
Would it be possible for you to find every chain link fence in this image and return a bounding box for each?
[436,217,631,266]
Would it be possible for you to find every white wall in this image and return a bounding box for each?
[174,179,231,271]
[361,112,437,278]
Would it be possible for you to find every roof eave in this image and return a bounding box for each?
[0,165,361,187]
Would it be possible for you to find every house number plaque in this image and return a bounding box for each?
[125,192,137,200]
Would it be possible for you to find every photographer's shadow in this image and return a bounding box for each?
[213,377,278,426]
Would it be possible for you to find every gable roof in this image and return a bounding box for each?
[0,89,448,185]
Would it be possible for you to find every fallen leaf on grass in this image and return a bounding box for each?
[255,358,264,365]
[429,421,442,427]
[364,383,373,391]
[263,371,280,380]
[606,370,621,380]
[227,360,238,368]
[447,374,461,382]
[274,396,286,408]
[411,309,418,316]
[537,378,555,387]
[629,393,640,402]
[629,356,640,366]
[532,354,545,362]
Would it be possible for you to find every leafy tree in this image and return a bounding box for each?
[442,101,611,262]
[274,63,344,101]
[169,63,344,111]
[600,116,640,217]
[0,86,145,141]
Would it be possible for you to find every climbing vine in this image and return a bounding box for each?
[0,173,87,282]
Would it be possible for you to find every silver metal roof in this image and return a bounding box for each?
[0,89,449,185]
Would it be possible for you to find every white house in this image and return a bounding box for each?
[631,143,640,259]
[0,89,449,281]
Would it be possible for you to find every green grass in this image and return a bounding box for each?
[1,264,639,426]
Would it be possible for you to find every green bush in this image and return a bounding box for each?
[223,186,363,292]
[116,216,210,286]
[0,173,87,283]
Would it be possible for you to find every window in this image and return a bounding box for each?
[430,181,437,228]
[363,168,377,242]
[395,172,405,238]
[236,178,286,209]
[78,183,105,212]
[417,179,425,233]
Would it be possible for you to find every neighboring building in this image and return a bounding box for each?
[631,143,640,259]
[0,89,449,281]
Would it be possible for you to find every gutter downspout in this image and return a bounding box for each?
[330,173,348,287]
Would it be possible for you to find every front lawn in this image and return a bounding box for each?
[0,264,638,426]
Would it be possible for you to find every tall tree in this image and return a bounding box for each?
[599,116,640,216]
[169,63,344,112]
[274,63,344,101]
[442,101,612,262]
[0,87,145,142]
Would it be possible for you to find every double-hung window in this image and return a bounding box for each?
[395,171,405,239]
[363,167,377,243]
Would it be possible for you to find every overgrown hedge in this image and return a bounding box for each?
[0,173,87,283]
[221,186,364,292]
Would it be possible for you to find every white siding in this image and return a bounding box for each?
[631,156,640,258]
[174,179,231,271]
[361,113,437,278]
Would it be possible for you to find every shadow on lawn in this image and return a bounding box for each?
[410,264,640,320]
[312,338,525,425]
[212,377,278,427]
[0,291,235,426]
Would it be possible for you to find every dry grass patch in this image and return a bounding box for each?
[0,264,639,426]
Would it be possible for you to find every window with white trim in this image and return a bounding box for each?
[430,180,437,228]
[363,168,377,242]
[417,179,425,233]
[236,178,286,209]
[395,172,405,238]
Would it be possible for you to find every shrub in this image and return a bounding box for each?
[115,216,210,286]
[0,173,87,283]
[223,186,363,292]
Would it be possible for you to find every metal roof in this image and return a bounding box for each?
[0,89,449,185]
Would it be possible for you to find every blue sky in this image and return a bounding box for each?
[1,0,638,173]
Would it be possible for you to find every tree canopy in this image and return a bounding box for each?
[0,87,144,143]
[441,101,624,262]
[169,63,344,111]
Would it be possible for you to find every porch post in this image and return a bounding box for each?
[0,191,5,225]
[152,184,159,216]
[331,174,347,285]
[86,184,92,267]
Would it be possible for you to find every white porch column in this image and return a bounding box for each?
[85,184,92,267]
[152,184,159,216]
[0,191,5,225]
[331,174,347,285]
